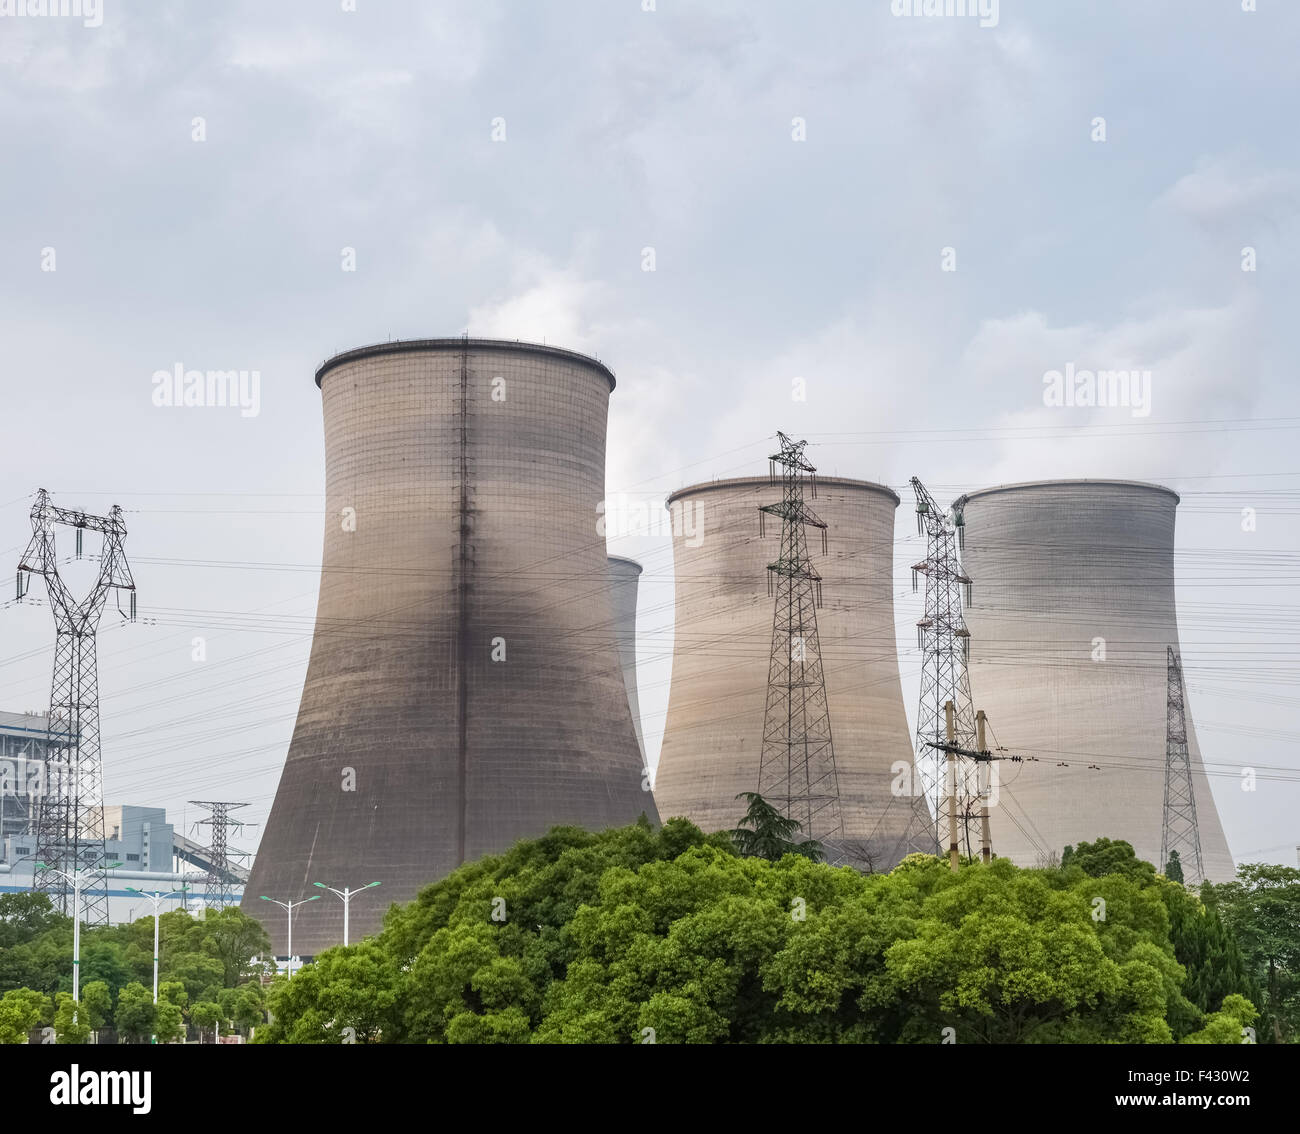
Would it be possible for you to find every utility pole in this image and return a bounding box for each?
[893,478,980,862]
[189,801,250,909]
[977,709,991,864]
[313,881,381,947]
[756,432,844,854]
[1161,647,1204,884]
[926,711,1020,871]
[259,894,319,978]
[125,887,182,1002]
[18,490,136,924]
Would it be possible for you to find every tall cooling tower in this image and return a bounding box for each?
[956,479,1234,881]
[244,339,656,954]
[654,477,914,866]
[607,556,647,767]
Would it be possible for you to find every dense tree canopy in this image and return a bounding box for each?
[53,992,90,1044]
[1205,863,1300,1043]
[0,897,271,1041]
[114,982,156,1043]
[1063,838,1158,884]
[0,988,50,1044]
[257,819,1265,1044]
[5,828,1280,1045]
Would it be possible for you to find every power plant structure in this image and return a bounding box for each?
[244,338,657,954]
[654,475,914,869]
[607,556,648,768]
[955,479,1235,881]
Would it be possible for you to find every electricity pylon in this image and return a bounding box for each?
[894,477,981,860]
[190,801,250,909]
[1161,647,1204,885]
[17,489,136,923]
[756,432,844,853]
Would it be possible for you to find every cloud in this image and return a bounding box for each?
[0,17,124,93]
[467,261,607,350]
[1155,156,1300,229]
[960,299,1262,485]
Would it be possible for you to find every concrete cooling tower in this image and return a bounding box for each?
[654,477,914,867]
[607,556,647,765]
[955,479,1234,882]
[244,339,656,954]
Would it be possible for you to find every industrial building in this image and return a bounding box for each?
[1,803,243,922]
[0,711,60,845]
[244,339,657,955]
[654,476,914,868]
[955,479,1235,881]
[607,556,648,767]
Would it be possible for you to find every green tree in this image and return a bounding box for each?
[0,916,71,996]
[1165,851,1184,884]
[0,892,65,949]
[158,980,188,1011]
[259,943,403,1044]
[80,980,113,1032]
[164,952,225,1006]
[1182,993,1257,1045]
[1063,838,1158,884]
[77,940,134,1001]
[217,985,241,1025]
[114,982,156,1044]
[260,818,1225,1045]
[1163,882,1254,1025]
[153,1000,185,1044]
[233,986,265,1036]
[729,793,824,863]
[53,993,91,1044]
[884,859,1193,1043]
[1208,863,1300,1043]
[190,1000,223,1044]
[0,988,50,1044]
[200,907,273,988]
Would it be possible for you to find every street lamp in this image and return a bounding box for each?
[125,887,182,1003]
[312,880,381,947]
[36,860,122,1006]
[258,894,319,978]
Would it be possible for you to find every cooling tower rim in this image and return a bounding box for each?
[314,337,617,391]
[665,475,900,508]
[954,478,1180,508]
[607,555,643,574]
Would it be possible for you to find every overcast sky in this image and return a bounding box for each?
[1,0,1296,871]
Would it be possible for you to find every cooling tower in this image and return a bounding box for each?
[654,477,914,867]
[607,556,647,767]
[956,479,1234,881]
[244,339,656,954]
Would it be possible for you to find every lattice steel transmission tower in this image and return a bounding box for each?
[17,490,136,923]
[755,432,844,852]
[190,800,250,909]
[1161,647,1204,885]
[894,477,981,860]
